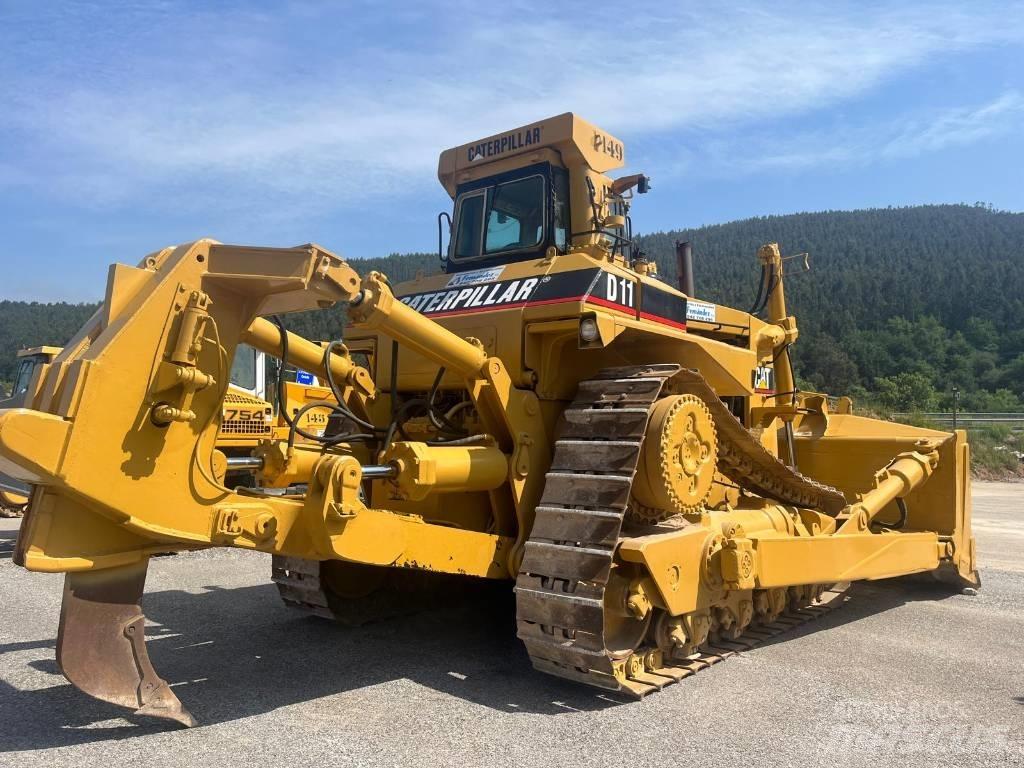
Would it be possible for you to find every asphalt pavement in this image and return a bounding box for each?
[1,482,1021,767]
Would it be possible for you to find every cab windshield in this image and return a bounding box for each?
[230,344,258,392]
[13,359,36,396]
[453,175,545,261]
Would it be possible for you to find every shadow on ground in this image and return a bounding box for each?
[0,576,623,750]
[753,576,965,651]
[0,570,964,750]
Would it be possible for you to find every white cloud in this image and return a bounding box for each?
[0,1,1022,217]
[710,91,1024,173]
[881,92,1024,159]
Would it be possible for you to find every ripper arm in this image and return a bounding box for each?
[0,242,546,575]
[0,240,548,726]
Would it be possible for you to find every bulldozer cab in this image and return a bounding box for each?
[1,346,60,514]
[438,113,630,273]
[447,162,567,269]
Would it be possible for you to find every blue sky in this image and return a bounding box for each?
[2,1,1023,302]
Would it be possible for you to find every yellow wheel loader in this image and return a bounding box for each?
[0,114,977,727]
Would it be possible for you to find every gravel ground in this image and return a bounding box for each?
[1,482,1021,767]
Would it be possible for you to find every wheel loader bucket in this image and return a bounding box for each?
[56,559,196,727]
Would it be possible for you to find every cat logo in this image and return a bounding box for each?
[752,365,776,394]
[467,126,542,162]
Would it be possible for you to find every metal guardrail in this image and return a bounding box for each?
[892,412,1024,426]
[0,479,30,496]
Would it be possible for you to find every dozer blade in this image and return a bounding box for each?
[56,559,197,727]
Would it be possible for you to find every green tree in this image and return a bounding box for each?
[874,372,939,412]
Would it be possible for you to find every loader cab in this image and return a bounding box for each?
[445,162,569,273]
[1,346,60,409]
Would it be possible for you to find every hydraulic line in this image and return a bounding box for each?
[320,339,383,433]
[874,498,909,530]
[747,265,768,315]
[270,317,375,448]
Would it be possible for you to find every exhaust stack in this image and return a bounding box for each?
[675,241,695,297]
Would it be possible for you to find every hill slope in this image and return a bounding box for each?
[637,204,1024,410]
[2,204,1022,412]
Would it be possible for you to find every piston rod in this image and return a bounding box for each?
[224,455,398,480]
[361,463,399,479]
[225,456,264,470]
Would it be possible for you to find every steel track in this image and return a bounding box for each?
[271,556,443,625]
[514,364,848,696]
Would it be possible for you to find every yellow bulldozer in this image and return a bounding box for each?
[0,114,977,727]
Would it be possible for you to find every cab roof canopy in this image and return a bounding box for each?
[437,113,626,196]
[17,346,61,359]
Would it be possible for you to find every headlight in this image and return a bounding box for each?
[579,317,600,343]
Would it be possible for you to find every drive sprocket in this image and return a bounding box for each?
[631,394,717,520]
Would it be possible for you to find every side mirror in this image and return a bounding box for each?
[437,211,452,263]
[609,173,650,196]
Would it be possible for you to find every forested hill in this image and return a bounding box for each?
[636,204,1024,411]
[2,204,1022,411]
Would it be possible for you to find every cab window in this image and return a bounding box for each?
[230,344,258,392]
[484,176,544,253]
[454,192,485,258]
[485,208,521,251]
[452,175,545,261]
[13,359,35,396]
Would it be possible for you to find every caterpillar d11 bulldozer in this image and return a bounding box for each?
[0,113,977,727]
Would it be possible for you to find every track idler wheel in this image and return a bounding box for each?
[56,559,196,727]
[631,394,717,522]
[603,568,654,657]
